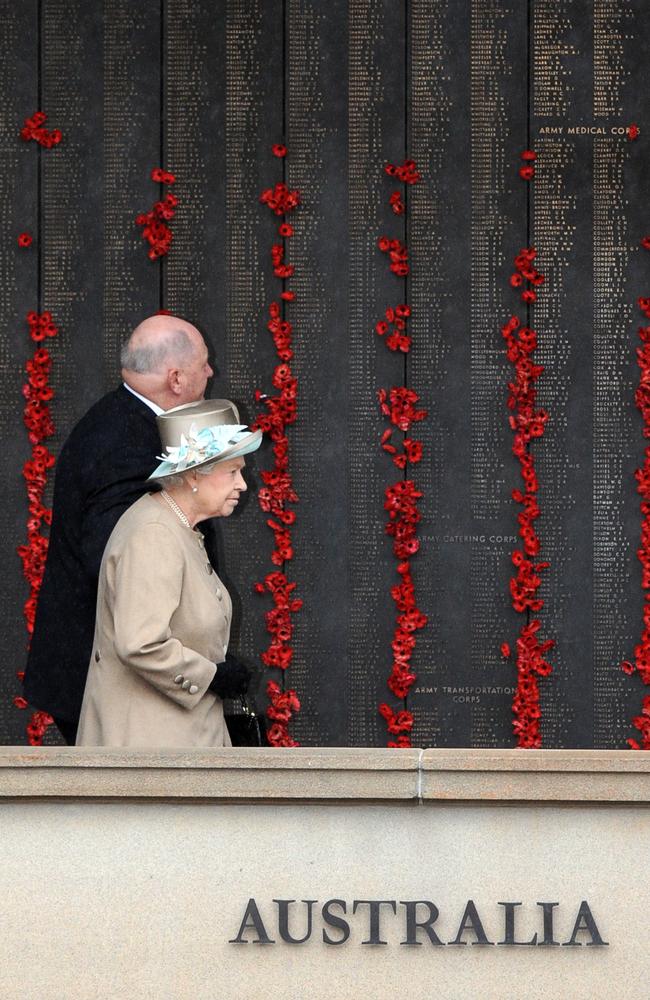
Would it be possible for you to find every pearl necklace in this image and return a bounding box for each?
[161,490,192,529]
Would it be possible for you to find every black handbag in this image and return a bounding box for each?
[224,695,267,746]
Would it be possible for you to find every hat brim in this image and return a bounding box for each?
[148,428,263,481]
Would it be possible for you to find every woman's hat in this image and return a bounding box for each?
[148,399,262,480]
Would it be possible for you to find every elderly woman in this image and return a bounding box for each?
[76,400,261,747]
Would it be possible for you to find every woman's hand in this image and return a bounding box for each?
[209,654,251,699]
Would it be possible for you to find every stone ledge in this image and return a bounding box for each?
[420,748,650,802]
[0,747,422,801]
[0,746,649,802]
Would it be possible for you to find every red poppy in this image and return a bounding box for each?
[150,167,176,184]
[20,111,62,149]
[260,182,300,215]
[272,143,287,158]
[17,232,33,248]
[403,438,422,463]
[384,159,421,184]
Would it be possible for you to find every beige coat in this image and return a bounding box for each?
[76,493,232,747]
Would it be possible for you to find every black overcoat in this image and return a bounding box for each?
[23,385,220,725]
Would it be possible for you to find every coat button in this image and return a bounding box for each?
[206,564,213,575]
[216,588,222,600]
[182,679,191,690]
[174,675,184,685]
[189,685,199,695]
[94,651,100,662]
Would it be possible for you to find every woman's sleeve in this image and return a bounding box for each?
[110,521,217,710]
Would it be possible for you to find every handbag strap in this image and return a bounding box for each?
[232,694,263,747]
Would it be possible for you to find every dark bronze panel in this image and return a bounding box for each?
[0,0,39,745]
[3,0,649,748]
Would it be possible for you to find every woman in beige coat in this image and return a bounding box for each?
[76,400,262,747]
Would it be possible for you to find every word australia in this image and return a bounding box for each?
[229,898,607,947]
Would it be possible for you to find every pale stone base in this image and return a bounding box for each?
[0,748,647,999]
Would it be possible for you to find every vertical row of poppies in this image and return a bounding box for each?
[252,145,302,747]
[14,112,63,745]
[375,159,428,747]
[621,265,650,749]
[135,167,178,260]
[16,313,58,633]
[15,315,59,745]
[499,151,554,747]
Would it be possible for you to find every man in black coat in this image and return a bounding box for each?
[23,314,217,744]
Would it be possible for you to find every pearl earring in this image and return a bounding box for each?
[191,485,198,494]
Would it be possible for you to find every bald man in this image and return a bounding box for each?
[23,315,215,743]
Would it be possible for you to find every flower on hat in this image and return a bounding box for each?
[156,422,250,472]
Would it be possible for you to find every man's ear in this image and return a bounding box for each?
[167,366,183,395]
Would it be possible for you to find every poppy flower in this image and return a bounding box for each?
[20,112,62,148]
[260,182,300,215]
[151,167,176,184]
[385,159,421,184]
[385,332,411,352]
[17,232,33,248]
[403,438,422,463]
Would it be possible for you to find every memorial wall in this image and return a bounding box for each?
[1,0,649,750]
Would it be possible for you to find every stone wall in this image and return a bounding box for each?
[0,747,648,999]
